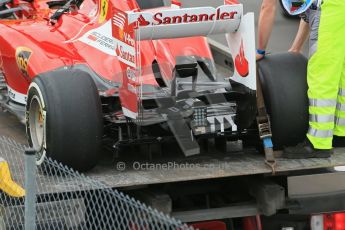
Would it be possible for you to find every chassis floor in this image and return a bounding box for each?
[1,110,345,195]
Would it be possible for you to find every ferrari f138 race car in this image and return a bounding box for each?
[0,0,308,171]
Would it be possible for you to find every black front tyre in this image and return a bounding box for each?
[26,70,103,172]
[257,52,309,149]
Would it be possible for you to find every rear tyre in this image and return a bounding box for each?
[26,70,103,172]
[257,52,309,149]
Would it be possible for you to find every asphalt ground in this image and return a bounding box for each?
[0,111,26,144]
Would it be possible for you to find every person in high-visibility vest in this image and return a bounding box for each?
[282,0,345,158]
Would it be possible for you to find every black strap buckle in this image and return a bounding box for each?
[257,115,272,139]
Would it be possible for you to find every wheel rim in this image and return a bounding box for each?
[28,95,46,165]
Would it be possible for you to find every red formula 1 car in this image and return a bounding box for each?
[0,0,308,171]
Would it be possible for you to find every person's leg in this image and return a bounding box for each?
[334,59,345,137]
[307,0,345,150]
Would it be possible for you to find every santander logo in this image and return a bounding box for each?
[116,45,135,66]
[137,15,150,26]
[134,7,239,27]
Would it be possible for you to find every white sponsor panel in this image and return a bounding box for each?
[127,5,243,41]
[78,20,135,68]
[115,39,136,68]
[226,13,256,90]
[8,85,27,104]
[79,20,115,56]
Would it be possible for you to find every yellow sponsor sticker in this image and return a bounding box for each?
[15,47,32,78]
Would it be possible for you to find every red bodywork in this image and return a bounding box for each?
[0,0,213,103]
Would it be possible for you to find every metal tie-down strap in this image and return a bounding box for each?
[256,71,276,174]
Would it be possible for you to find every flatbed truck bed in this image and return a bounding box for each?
[3,94,345,227]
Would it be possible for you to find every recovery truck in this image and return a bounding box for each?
[1,0,345,229]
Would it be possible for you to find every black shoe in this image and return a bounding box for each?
[333,136,345,148]
[283,139,333,159]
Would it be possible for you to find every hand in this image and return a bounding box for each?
[288,48,302,53]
